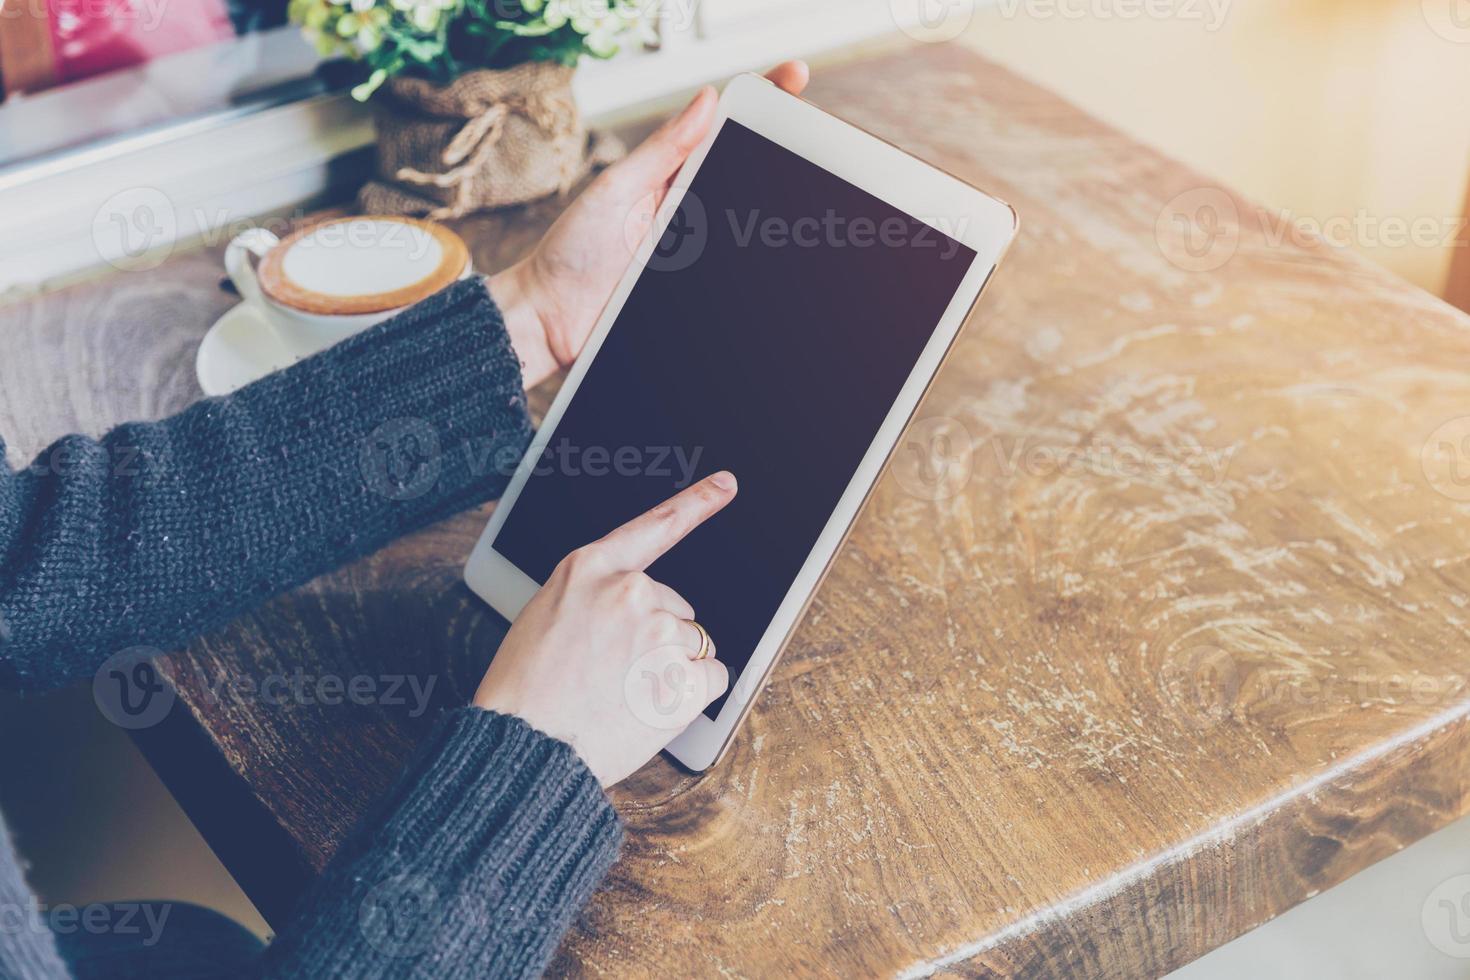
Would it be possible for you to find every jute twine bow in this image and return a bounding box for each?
[395,88,579,220]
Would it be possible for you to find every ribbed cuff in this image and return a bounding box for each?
[264,708,622,980]
[249,275,535,532]
[375,708,623,900]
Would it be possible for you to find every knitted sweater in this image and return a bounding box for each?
[0,278,623,978]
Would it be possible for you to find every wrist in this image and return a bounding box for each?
[485,263,559,389]
[469,700,605,785]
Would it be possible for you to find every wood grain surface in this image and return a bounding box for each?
[1449,169,1470,313]
[5,42,1470,979]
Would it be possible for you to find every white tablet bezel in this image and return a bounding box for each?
[465,72,1017,770]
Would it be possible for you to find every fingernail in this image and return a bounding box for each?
[709,471,737,491]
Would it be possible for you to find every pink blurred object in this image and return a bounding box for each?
[49,0,235,85]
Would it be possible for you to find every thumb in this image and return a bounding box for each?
[699,658,730,705]
[609,85,718,198]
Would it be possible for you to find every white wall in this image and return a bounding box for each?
[958,0,1470,297]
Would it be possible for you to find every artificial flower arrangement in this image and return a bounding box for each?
[289,0,655,100]
[289,0,650,216]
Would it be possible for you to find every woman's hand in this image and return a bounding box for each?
[473,472,737,786]
[491,62,810,388]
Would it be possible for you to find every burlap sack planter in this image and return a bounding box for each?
[358,61,621,220]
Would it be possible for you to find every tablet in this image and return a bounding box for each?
[465,73,1017,770]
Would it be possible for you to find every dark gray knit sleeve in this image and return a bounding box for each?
[0,278,531,693]
[0,818,68,979]
[260,708,623,980]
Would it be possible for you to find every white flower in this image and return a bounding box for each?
[383,0,459,31]
[542,0,569,29]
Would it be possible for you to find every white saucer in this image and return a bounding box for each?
[195,302,303,397]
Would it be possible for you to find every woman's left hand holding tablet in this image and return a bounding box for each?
[489,61,810,389]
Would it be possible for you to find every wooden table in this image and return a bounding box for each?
[6,42,1470,979]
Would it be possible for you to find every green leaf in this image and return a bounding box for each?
[295,0,636,92]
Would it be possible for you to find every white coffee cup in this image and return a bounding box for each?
[225,216,472,358]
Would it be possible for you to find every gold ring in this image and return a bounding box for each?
[690,620,711,661]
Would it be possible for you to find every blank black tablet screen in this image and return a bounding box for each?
[492,119,975,717]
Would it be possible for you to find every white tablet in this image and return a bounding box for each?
[465,73,1017,770]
